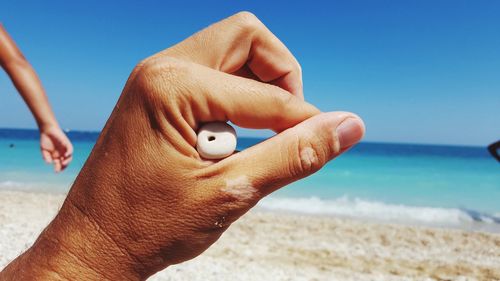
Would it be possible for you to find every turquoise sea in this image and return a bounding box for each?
[1,128,499,232]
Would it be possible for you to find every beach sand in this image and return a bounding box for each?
[1,191,499,281]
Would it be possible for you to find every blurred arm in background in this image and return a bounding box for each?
[487,140,500,162]
[0,23,72,172]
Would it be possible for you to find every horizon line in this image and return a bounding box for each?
[0,126,492,149]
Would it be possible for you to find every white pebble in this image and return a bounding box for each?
[196,122,237,160]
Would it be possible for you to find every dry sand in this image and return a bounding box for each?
[1,190,499,281]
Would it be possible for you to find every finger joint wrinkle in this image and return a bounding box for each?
[299,147,318,172]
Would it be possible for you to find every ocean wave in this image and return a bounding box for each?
[0,180,68,193]
[258,196,500,228]
[0,180,30,188]
[3,179,499,230]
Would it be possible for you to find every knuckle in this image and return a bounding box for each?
[295,60,303,76]
[273,91,296,110]
[289,136,326,177]
[132,57,190,100]
[271,91,298,121]
[232,11,262,32]
[138,57,187,83]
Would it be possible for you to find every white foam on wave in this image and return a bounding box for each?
[257,196,497,228]
[0,180,68,193]
[0,180,31,189]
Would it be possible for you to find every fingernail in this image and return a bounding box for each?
[336,117,365,150]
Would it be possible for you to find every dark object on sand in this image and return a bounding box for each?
[488,141,500,162]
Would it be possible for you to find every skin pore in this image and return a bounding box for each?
[0,23,73,172]
[0,12,364,280]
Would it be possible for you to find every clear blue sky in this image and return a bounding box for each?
[1,1,499,146]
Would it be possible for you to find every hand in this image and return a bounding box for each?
[1,12,364,280]
[40,125,73,172]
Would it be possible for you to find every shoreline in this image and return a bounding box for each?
[1,190,500,280]
[4,187,500,234]
[255,207,500,234]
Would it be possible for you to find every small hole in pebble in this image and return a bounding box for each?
[208,136,216,142]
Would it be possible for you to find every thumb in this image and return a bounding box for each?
[221,112,365,198]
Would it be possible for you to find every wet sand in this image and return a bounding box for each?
[1,190,499,281]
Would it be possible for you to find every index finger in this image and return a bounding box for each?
[157,12,304,99]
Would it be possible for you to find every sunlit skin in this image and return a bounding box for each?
[0,12,365,280]
[0,24,73,172]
